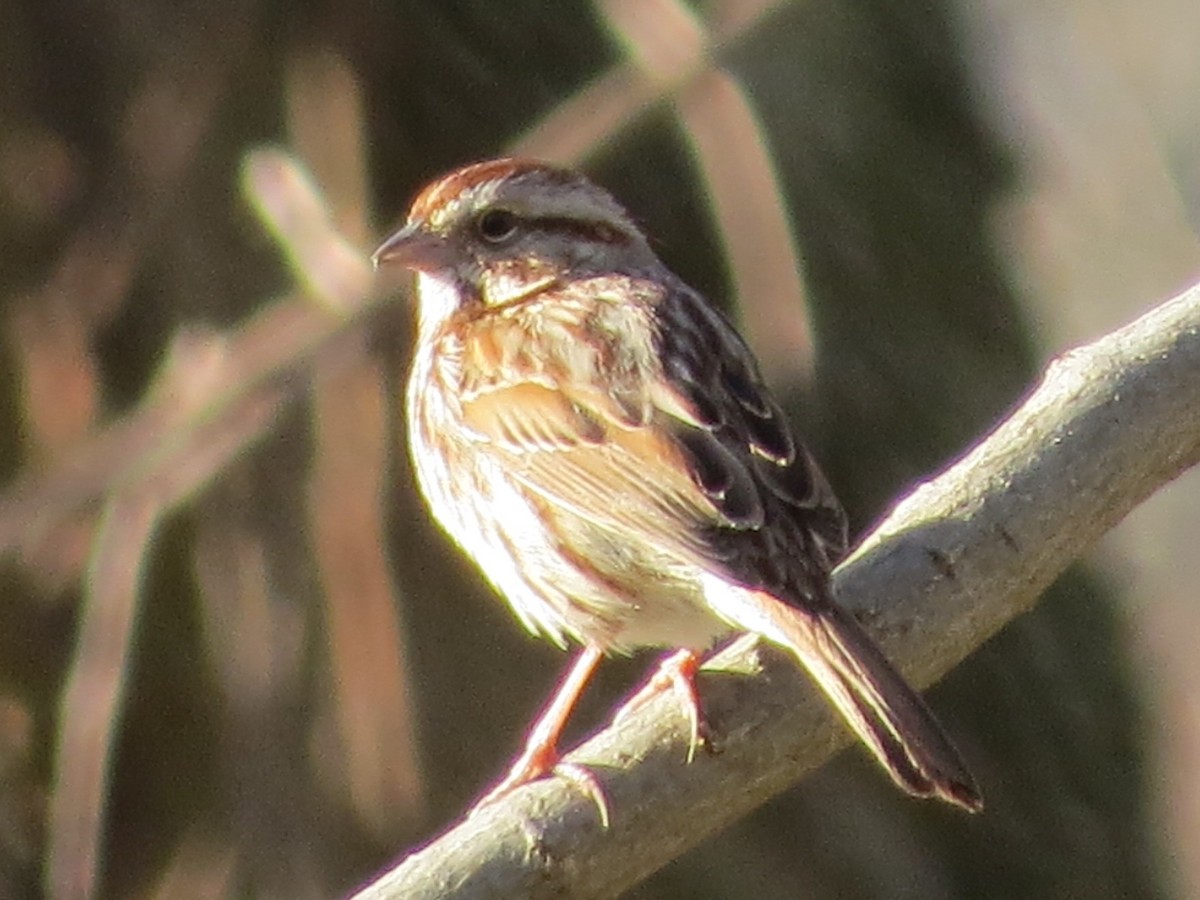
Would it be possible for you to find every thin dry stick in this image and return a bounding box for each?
[514,0,787,161]
[288,47,424,835]
[0,153,373,570]
[674,68,814,381]
[45,331,287,900]
[38,152,371,900]
[352,279,1200,900]
[600,0,815,380]
[46,492,159,900]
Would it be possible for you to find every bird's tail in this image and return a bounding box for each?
[751,591,982,812]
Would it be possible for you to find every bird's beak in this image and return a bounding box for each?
[371,223,453,272]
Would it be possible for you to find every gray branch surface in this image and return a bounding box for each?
[352,280,1200,900]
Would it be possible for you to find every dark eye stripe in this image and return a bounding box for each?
[529,217,630,246]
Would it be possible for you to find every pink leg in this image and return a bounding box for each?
[616,649,705,763]
[475,644,610,825]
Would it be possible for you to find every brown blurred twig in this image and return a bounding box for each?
[286,49,424,835]
[595,0,814,381]
[32,148,377,900]
[515,0,786,160]
[4,42,235,590]
[45,329,293,900]
[352,279,1200,899]
[519,0,813,382]
[0,152,375,568]
[0,289,357,574]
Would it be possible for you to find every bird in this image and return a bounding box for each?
[372,157,982,819]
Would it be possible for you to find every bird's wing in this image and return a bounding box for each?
[452,278,847,602]
[651,280,848,602]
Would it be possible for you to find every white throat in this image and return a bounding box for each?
[413,272,463,337]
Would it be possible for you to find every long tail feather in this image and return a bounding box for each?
[748,591,982,811]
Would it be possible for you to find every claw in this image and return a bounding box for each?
[552,762,611,829]
[472,738,611,828]
[616,649,707,763]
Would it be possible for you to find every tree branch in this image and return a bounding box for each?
[352,279,1200,900]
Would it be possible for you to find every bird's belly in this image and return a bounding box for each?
[546,506,733,653]
[409,396,727,652]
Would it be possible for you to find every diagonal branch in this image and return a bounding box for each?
[351,278,1200,900]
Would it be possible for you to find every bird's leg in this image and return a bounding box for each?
[615,649,706,763]
[474,643,610,825]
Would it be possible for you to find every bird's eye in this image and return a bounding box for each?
[476,208,518,243]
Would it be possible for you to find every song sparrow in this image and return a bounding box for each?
[374,158,981,817]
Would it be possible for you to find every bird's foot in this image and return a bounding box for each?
[615,649,708,763]
[472,741,611,828]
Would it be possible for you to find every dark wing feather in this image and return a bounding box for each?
[652,281,849,605]
[653,287,981,811]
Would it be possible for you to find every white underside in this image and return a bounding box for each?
[408,273,738,654]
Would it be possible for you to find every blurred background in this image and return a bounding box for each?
[1,0,1198,897]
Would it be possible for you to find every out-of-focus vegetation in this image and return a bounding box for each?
[0,1,1196,898]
